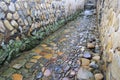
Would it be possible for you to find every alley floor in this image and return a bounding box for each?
[0,13,104,80]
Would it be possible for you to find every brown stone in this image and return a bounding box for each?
[32,55,42,59]
[94,73,104,80]
[92,56,100,61]
[87,43,95,49]
[4,20,14,31]
[0,21,5,32]
[12,73,23,80]
[81,58,90,66]
[44,54,53,59]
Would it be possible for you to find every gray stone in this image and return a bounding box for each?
[0,12,5,20]
[83,51,92,59]
[27,16,32,25]
[62,77,70,80]
[77,67,93,80]
[36,72,43,79]
[54,65,63,73]
[9,2,16,13]
[11,20,18,28]
[24,2,28,8]
[15,3,20,10]
[4,20,14,31]
[89,61,99,69]
[18,18,24,26]
[24,19,29,26]
[0,2,8,11]
[13,59,27,69]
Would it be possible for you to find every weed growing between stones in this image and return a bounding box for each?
[0,10,82,66]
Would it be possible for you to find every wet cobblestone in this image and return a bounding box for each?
[0,12,104,80]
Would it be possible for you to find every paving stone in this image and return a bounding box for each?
[89,61,99,69]
[0,6,103,80]
[62,77,70,80]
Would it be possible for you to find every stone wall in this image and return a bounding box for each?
[0,0,85,65]
[0,0,84,44]
[97,0,120,79]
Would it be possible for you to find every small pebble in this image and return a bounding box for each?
[69,70,76,77]
[81,58,90,66]
[94,73,104,80]
[83,51,92,59]
[89,61,98,69]
[44,69,51,77]
[36,72,43,79]
[87,43,95,49]
[92,55,100,61]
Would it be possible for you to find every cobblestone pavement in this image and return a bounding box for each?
[0,14,104,80]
